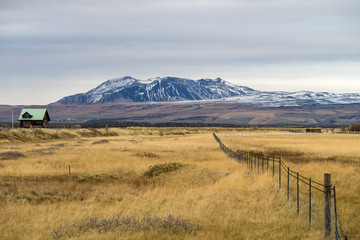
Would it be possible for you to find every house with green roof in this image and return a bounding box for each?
[18,109,51,128]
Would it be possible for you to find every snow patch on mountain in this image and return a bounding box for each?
[225,91,360,107]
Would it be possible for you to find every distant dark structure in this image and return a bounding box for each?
[306,128,322,133]
[18,109,51,128]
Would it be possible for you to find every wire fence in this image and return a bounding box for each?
[213,132,348,240]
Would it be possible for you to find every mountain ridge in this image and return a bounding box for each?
[57,76,360,107]
[58,76,255,104]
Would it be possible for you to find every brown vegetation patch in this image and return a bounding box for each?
[92,139,110,145]
[77,128,118,137]
[51,143,66,148]
[135,152,160,158]
[0,151,26,160]
[75,173,158,188]
[76,173,121,183]
[28,149,54,155]
[248,148,360,165]
[0,129,77,141]
[1,190,85,204]
[143,162,185,177]
[51,214,201,239]
[77,128,103,137]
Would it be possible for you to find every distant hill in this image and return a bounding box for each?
[57,76,360,107]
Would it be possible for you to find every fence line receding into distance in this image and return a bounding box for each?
[213,132,347,240]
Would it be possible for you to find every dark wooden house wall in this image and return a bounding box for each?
[20,113,50,128]
[306,128,322,133]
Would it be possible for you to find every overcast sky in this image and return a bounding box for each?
[1,0,359,105]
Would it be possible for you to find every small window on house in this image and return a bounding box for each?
[22,112,33,118]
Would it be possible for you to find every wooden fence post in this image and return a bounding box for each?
[253,154,255,170]
[333,186,339,240]
[324,173,332,239]
[247,152,249,167]
[251,153,253,170]
[279,157,281,188]
[309,178,312,228]
[273,156,275,177]
[287,168,290,200]
[249,153,251,168]
[246,152,248,167]
[69,165,72,182]
[297,172,299,216]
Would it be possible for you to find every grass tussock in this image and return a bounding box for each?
[135,152,160,159]
[2,190,85,204]
[0,151,26,160]
[92,139,110,145]
[0,128,119,142]
[143,163,185,177]
[0,129,76,141]
[51,214,201,239]
[76,173,121,182]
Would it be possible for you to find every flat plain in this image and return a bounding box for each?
[0,128,359,239]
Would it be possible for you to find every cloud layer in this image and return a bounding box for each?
[1,0,359,104]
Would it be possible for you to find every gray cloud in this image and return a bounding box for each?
[0,0,359,104]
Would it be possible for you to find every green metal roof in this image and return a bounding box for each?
[18,109,50,121]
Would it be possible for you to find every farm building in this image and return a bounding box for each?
[18,109,51,128]
[306,128,322,133]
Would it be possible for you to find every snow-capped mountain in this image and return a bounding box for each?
[57,76,360,107]
[58,76,256,104]
[225,91,360,107]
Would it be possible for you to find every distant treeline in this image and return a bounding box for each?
[2,121,360,131]
[349,123,360,132]
[80,121,248,128]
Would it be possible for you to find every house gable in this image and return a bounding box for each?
[18,109,50,121]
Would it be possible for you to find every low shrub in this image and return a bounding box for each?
[143,162,185,177]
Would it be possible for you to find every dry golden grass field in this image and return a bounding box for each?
[0,128,359,239]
